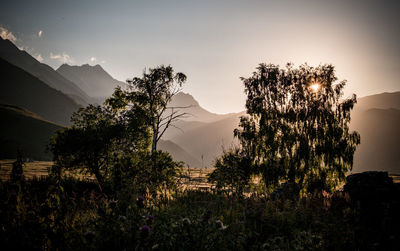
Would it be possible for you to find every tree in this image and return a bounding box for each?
[228,63,359,195]
[50,66,187,192]
[107,65,187,154]
[208,148,252,196]
[50,104,150,189]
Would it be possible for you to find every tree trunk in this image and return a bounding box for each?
[93,169,104,192]
[151,131,157,154]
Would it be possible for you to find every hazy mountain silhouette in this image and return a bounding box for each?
[169,92,243,123]
[355,91,400,111]
[0,38,92,105]
[169,115,243,167]
[158,140,202,167]
[57,63,126,101]
[161,119,207,140]
[0,103,63,160]
[351,107,400,174]
[0,57,81,125]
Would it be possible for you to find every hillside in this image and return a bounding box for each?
[0,57,81,125]
[355,91,400,111]
[351,108,400,173]
[161,119,207,140]
[170,115,241,167]
[158,140,202,167]
[0,104,63,160]
[0,38,92,105]
[168,92,242,123]
[57,64,126,99]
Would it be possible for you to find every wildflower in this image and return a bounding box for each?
[182,217,191,226]
[109,199,118,208]
[147,215,154,225]
[202,210,212,222]
[215,220,228,230]
[136,196,145,208]
[140,225,151,238]
[84,230,95,242]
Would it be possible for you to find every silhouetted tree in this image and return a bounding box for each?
[106,65,187,154]
[208,148,252,196]
[213,63,360,195]
[50,104,150,189]
[50,66,186,191]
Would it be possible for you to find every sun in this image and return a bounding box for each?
[310,83,320,92]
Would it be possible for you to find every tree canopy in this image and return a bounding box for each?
[50,65,186,191]
[212,63,360,195]
[106,65,187,153]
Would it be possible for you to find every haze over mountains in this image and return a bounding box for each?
[57,63,126,102]
[0,37,399,173]
[0,38,92,106]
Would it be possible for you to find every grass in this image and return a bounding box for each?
[0,159,399,250]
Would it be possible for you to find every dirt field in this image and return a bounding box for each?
[1,160,398,188]
[0,160,214,188]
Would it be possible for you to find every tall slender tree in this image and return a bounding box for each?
[107,65,188,154]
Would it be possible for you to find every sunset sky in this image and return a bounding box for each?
[1,0,399,114]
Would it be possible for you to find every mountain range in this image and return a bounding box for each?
[0,37,92,106]
[57,63,126,102]
[0,57,80,125]
[0,38,399,173]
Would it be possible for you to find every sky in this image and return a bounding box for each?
[1,0,399,114]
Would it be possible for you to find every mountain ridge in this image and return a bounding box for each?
[0,38,93,106]
[0,57,81,125]
[0,103,63,160]
[57,63,126,100]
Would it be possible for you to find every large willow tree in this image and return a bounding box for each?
[234,63,360,194]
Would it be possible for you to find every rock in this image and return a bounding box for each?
[344,171,397,203]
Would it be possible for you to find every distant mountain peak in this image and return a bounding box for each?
[172,92,200,107]
[58,63,104,71]
[56,63,126,98]
[0,37,92,106]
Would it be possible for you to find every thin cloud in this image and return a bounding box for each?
[38,30,43,38]
[50,52,74,64]
[34,54,43,62]
[90,57,96,63]
[0,26,17,42]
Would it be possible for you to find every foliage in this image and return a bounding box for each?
[50,104,150,189]
[208,148,252,195]
[50,66,186,193]
[110,150,183,195]
[230,63,360,195]
[2,174,399,250]
[106,65,187,153]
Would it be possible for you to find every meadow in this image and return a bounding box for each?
[1,159,399,250]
